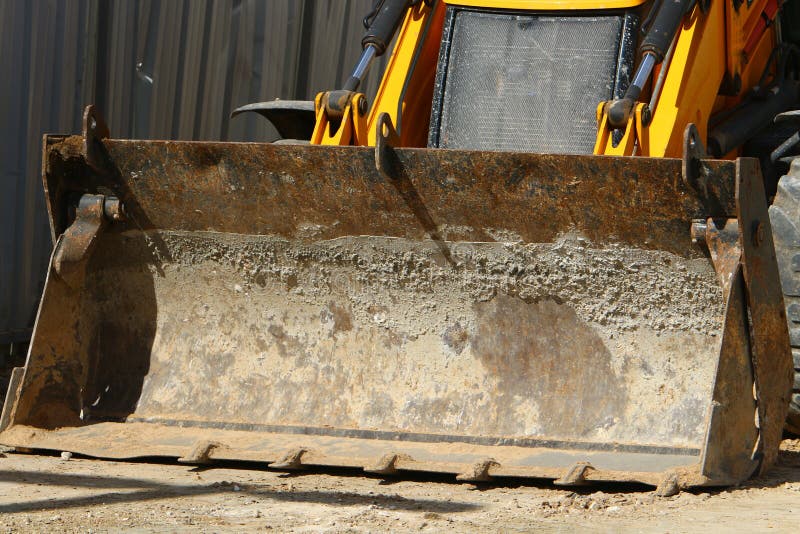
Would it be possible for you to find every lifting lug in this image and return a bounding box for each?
[682,123,710,194]
[82,105,110,173]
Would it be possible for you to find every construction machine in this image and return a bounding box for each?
[2,0,800,492]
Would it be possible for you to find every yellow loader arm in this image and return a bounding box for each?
[312,0,790,160]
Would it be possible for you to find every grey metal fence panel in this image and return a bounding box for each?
[94,0,385,142]
[1,0,391,343]
[0,0,94,343]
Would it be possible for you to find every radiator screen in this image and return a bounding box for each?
[430,11,624,154]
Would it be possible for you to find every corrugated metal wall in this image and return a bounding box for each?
[0,0,388,343]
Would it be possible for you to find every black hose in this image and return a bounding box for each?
[640,0,695,62]
[639,0,663,36]
[608,0,696,128]
[363,0,387,29]
[362,0,413,56]
[708,81,800,157]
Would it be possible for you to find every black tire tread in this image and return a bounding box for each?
[768,158,800,435]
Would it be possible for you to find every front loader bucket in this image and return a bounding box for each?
[0,123,793,489]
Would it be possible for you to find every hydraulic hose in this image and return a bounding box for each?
[608,0,695,128]
[708,81,800,158]
[641,0,694,62]
[343,0,417,92]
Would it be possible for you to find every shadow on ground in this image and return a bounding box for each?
[0,468,481,515]
[2,443,799,514]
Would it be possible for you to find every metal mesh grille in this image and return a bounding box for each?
[434,11,623,153]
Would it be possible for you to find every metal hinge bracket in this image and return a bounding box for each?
[53,194,125,285]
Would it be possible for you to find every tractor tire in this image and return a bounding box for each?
[768,158,800,435]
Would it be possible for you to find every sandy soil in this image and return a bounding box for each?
[0,440,798,533]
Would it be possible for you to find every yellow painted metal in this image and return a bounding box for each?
[644,5,728,157]
[727,0,779,106]
[741,25,778,94]
[314,0,778,160]
[446,0,646,9]
[594,103,647,156]
[310,1,438,147]
[365,1,437,146]
[725,0,773,86]
[592,0,778,158]
[594,4,730,158]
[310,93,369,146]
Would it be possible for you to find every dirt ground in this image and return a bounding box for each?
[0,440,796,533]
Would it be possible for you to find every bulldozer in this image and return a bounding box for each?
[2,0,800,492]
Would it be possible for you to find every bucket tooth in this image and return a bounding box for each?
[364,453,412,475]
[178,440,220,465]
[553,462,594,486]
[456,459,499,482]
[655,472,682,497]
[271,448,308,470]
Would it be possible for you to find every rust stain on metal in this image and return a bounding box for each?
[42,136,737,254]
[0,134,786,489]
[471,294,626,437]
[736,158,794,473]
[703,218,741,296]
[52,194,125,285]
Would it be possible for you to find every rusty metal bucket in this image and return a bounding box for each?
[0,111,793,490]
